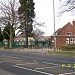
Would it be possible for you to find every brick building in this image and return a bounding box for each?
[51,21,75,47]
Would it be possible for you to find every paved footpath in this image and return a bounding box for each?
[3,48,56,53]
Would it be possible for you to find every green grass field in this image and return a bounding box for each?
[48,51,75,57]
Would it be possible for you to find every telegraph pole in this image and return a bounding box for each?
[53,0,56,51]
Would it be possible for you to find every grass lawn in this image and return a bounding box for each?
[48,51,75,57]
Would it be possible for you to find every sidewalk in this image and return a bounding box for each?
[1,48,61,53]
[6,48,55,53]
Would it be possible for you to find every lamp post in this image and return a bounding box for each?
[53,0,56,51]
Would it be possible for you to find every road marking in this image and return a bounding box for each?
[33,60,37,62]
[1,61,9,63]
[1,55,21,60]
[43,62,60,66]
[13,65,54,75]
[59,72,75,75]
[35,67,46,70]
[6,56,21,60]
[16,63,35,65]
[35,67,54,70]
[35,66,61,70]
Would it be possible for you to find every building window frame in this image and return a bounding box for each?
[74,38,75,44]
[66,38,74,44]
[66,38,69,44]
[69,38,73,44]
[66,32,72,36]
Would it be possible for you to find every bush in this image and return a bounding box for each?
[61,44,75,51]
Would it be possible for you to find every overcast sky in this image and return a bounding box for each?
[34,0,74,36]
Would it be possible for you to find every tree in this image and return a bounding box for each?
[0,0,19,48]
[32,18,45,39]
[33,29,44,40]
[59,0,75,14]
[18,0,35,48]
[3,25,10,41]
[3,24,15,41]
[0,27,3,42]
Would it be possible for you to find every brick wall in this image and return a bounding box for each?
[51,21,75,48]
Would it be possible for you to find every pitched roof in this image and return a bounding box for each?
[55,21,75,35]
[57,22,72,35]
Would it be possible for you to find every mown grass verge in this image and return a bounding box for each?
[48,51,75,57]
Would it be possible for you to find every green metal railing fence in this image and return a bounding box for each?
[0,40,52,48]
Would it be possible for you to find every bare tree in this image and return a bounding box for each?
[0,0,19,48]
[59,0,75,14]
[33,29,44,40]
[18,17,45,39]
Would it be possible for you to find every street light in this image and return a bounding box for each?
[53,0,56,51]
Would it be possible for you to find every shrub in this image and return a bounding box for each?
[61,44,75,51]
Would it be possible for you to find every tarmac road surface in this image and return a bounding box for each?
[0,50,75,75]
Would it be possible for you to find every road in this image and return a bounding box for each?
[0,50,75,75]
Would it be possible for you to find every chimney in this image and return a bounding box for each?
[72,20,75,25]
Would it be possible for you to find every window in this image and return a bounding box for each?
[67,32,72,35]
[66,38,69,44]
[70,38,73,41]
[66,38,69,41]
[74,38,75,44]
[70,38,73,44]
[66,38,73,44]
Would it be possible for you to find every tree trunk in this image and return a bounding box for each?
[25,32,28,48]
[9,29,13,48]
[24,13,28,48]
